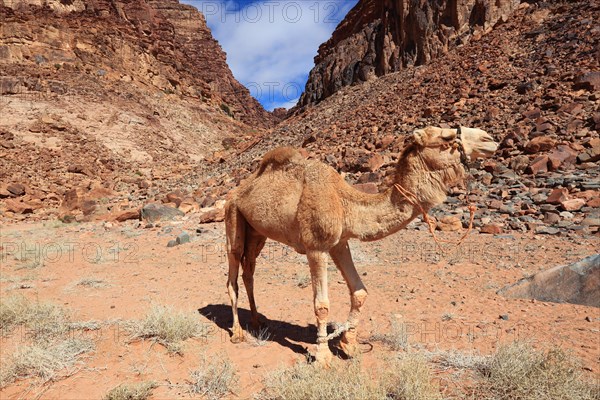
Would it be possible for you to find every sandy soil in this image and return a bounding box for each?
[0,218,598,399]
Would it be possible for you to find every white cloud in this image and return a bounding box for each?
[182,0,357,110]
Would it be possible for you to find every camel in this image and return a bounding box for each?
[224,126,498,364]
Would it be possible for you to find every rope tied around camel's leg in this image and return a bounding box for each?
[316,321,351,343]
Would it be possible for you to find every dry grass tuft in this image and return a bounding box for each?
[294,273,311,289]
[0,338,95,388]
[76,277,110,288]
[476,342,599,400]
[188,353,238,399]
[249,326,272,347]
[125,305,209,354]
[370,317,408,351]
[0,295,70,340]
[425,348,488,371]
[103,381,157,400]
[387,354,442,400]
[259,355,440,400]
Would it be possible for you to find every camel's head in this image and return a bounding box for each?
[410,126,498,169]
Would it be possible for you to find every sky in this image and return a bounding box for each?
[181,0,358,111]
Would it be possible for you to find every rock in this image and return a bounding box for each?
[353,183,378,194]
[524,136,555,154]
[4,198,40,214]
[176,232,190,245]
[167,240,178,248]
[547,145,578,170]
[535,226,560,235]
[480,223,503,234]
[437,216,462,232]
[573,71,600,91]
[499,314,509,321]
[587,198,600,208]
[498,255,600,307]
[526,156,548,174]
[67,164,90,175]
[6,183,26,197]
[198,208,225,224]
[581,217,600,227]
[543,212,560,225]
[81,200,97,216]
[559,211,574,219]
[165,192,183,207]
[178,198,199,214]
[509,155,530,173]
[546,188,570,205]
[578,141,600,163]
[365,153,385,172]
[115,209,141,222]
[522,108,541,120]
[560,198,585,211]
[141,203,184,222]
[61,188,80,211]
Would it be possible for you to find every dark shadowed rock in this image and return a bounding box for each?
[498,254,600,307]
[141,203,184,223]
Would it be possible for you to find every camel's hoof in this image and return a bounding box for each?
[336,339,359,358]
[230,334,245,344]
[230,326,245,344]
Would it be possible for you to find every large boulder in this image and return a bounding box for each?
[498,254,600,307]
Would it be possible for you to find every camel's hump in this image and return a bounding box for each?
[257,146,304,174]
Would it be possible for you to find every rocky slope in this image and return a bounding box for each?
[208,0,599,236]
[0,0,277,220]
[299,0,520,106]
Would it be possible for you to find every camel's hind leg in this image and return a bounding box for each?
[330,241,367,357]
[225,203,245,343]
[241,228,266,329]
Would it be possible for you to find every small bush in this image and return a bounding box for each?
[188,353,237,399]
[0,338,95,388]
[125,305,209,354]
[477,342,599,400]
[103,381,157,400]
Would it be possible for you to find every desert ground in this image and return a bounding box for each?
[0,216,598,399]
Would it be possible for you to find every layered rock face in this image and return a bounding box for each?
[299,0,519,106]
[0,0,273,127]
[0,0,276,221]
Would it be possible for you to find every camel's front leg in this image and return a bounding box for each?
[307,250,333,365]
[330,241,367,357]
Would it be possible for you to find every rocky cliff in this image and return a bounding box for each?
[0,0,273,127]
[299,0,520,106]
[0,0,276,220]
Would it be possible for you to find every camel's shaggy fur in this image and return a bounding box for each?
[224,126,498,363]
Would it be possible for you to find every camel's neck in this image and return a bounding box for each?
[344,152,463,242]
[344,188,420,241]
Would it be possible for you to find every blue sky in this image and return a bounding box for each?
[182,0,358,110]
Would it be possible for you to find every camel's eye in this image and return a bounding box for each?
[442,135,454,142]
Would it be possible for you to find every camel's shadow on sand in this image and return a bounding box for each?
[198,304,347,359]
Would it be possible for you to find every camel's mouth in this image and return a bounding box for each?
[459,128,499,159]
